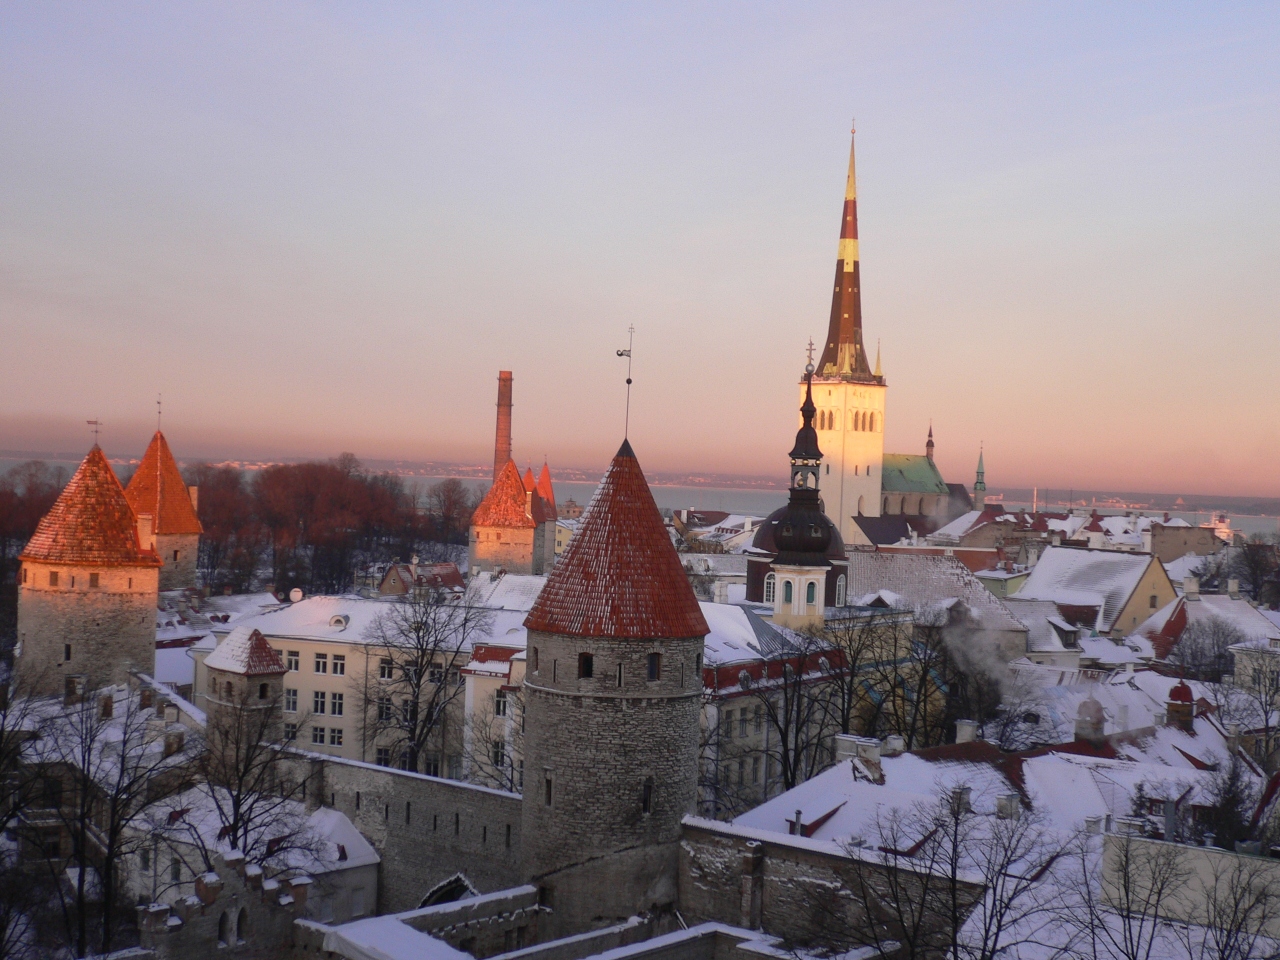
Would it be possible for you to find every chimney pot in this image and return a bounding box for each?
[955,719,979,744]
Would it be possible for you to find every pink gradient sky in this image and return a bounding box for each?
[2,4,1278,496]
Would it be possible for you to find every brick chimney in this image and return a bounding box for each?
[494,371,513,481]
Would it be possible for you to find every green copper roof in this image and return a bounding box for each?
[881,454,949,495]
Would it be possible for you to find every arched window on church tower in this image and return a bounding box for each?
[783,580,793,605]
[857,496,864,515]
[836,575,847,606]
[870,412,877,432]
[763,573,776,604]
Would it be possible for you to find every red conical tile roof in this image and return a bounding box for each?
[525,440,708,640]
[523,467,537,493]
[536,462,556,515]
[472,460,538,529]
[125,431,203,536]
[20,446,161,567]
[205,626,287,677]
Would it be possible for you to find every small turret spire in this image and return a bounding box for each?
[974,445,987,509]
[789,363,822,491]
[926,422,935,463]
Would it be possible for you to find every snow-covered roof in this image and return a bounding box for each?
[468,573,548,611]
[204,626,287,676]
[847,552,1027,634]
[700,603,792,666]
[1003,598,1080,653]
[1164,553,1208,584]
[224,594,529,654]
[152,785,378,875]
[1014,547,1159,632]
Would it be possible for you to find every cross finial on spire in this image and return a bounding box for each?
[156,394,162,432]
[805,337,815,368]
[87,419,102,444]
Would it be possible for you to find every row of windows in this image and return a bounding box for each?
[763,573,846,607]
[283,724,344,746]
[282,689,346,716]
[816,409,878,432]
[282,651,346,675]
[24,569,132,589]
[531,648,692,685]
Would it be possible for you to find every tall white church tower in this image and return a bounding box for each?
[805,126,886,542]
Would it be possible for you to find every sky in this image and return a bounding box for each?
[1,3,1278,496]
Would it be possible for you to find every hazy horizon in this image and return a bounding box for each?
[3,4,1278,496]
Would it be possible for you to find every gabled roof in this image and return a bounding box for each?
[881,454,950,495]
[124,431,203,536]
[205,626,287,676]
[1015,547,1161,633]
[20,446,161,567]
[525,440,708,640]
[472,460,544,529]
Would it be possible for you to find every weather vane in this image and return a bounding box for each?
[805,337,815,372]
[157,394,162,432]
[87,419,103,443]
[616,325,635,438]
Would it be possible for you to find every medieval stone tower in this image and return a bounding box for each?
[520,439,708,935]
[809,126,887,541]
[16,445,161,695]
[124,430,203,590]
[201,626,288,763]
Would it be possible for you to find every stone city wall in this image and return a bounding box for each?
[279,750,524,914]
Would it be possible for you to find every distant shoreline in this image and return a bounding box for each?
[2,450,1276,516]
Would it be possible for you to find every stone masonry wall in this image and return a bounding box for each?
[470,526,539,576]
[155,533,200,590]
[278,751,524,914]
[679,818,984,947]
[521,630,703,935]
[138,852,310,960]
[17,561,158,695]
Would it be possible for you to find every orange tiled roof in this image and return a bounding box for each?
[20,446,161,567]
[536,462,556,515]
[523,467,537,493]
[525,440,708,640]
[124,431,203,536]
[472,460,539,529]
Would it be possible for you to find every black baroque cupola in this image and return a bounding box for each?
[771,365,838,566]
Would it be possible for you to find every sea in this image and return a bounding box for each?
[3,456,1276,538]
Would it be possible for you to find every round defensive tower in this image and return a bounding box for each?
[520,439,708,933]
[16,445,161,695]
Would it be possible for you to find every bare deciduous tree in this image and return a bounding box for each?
[359,587,493,774]
[1078,832,1189,960]
[1170,616,1248,683]
[27,685,192,957]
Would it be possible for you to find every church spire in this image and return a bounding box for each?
[974,446,987,509]
[818,124,875,381]
[926,422,935,463]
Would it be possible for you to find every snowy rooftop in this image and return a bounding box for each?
[847,552,1026,634]
[468,573,548,611]
[1013,546,1158,632]
[225,594,530,653]
[151,785,379,876]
